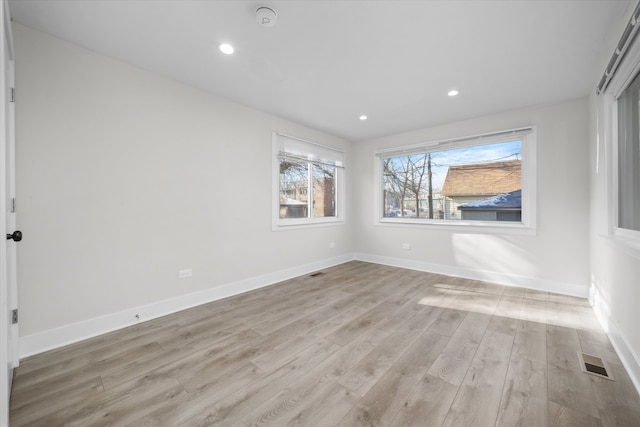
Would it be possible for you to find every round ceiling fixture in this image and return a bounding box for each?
[219,43,234,55]
[256,6,277,27]
[448,89,459,97]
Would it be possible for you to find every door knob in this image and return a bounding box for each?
[6,230,22,242]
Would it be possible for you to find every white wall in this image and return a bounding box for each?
[14,10,640,388]
[14,24,353,355]
[353,98,591,296]
[588,5,640,391]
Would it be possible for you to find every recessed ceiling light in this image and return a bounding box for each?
[219,43,234,55]
[359,115,368,121]
[448,90,459,97]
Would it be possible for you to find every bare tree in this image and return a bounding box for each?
[384,157,412,216]
[383,158,401,212]
[427,153,433,219]
[385,153,435,219]
[407,154,428,218]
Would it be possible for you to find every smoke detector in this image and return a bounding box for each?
[256,6,277,27]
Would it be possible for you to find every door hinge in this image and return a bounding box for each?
[11,309,18,324]
[9,87,14,103]
[11,197,16,213]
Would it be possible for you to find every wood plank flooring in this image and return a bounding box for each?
[9,261,640,426]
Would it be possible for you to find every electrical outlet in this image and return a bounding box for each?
[329,242,336,249]
[402,243,411,250]
[178,268,193,279]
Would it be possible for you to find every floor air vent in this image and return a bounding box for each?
[309,272,325,277]
[578,352,613,380]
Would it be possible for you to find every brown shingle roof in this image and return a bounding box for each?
[440,160,521,196]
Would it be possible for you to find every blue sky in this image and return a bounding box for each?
[406,140,521,192]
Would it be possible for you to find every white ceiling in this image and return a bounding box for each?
[8,0,631,141]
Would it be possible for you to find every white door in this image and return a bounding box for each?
[0,0,16,425]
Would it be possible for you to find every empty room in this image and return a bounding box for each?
[2,0,640,426]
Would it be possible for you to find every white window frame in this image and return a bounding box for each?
[272,132,345,230]
[603,33,640,256]
[373,127,537,235]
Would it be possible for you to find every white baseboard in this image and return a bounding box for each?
[18,252,594,358]
[354,252,589,298]
[17,251,640,405]
[590,285,640,396]
[19,254,354,358]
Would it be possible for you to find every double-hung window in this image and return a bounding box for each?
[273,132,345,229]
[374,127,536,232]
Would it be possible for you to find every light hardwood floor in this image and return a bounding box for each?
[9,261,640,426]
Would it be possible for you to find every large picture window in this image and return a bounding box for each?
[375,128,536,231]
[273,133,345,229]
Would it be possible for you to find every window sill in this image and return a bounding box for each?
[273,218,345,231]
[610,228,640,259]
[377,218,536,235]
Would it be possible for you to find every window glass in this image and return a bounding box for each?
[376,128,535,230]
[311,164,336,218]
[274,133,344,228]
[279,159,309,219]
[617,71,640,232]
[382,141,522,222]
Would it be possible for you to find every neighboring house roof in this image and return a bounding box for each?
[440,160,521,196]
[458,189,522,211]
